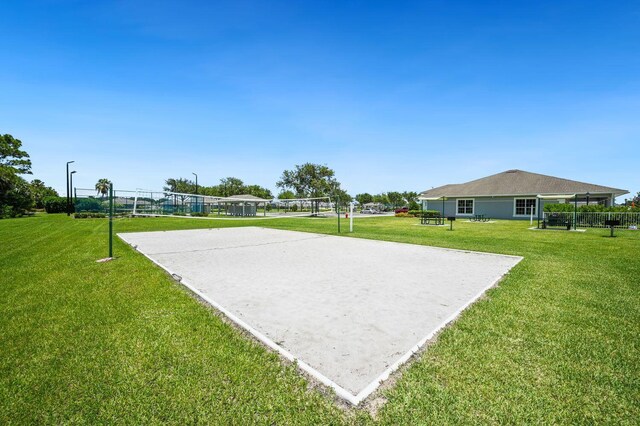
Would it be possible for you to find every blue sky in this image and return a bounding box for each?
[1,1,638,200]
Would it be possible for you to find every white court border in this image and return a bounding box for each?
[118,231,522,406]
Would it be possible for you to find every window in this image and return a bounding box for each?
[514,198,536,216]
[457,199,474,215]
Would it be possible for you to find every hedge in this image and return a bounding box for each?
[544,203,640,213]
[74,212,106,219]
[44,196,67,213]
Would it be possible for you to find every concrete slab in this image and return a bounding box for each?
[118,227,522,405]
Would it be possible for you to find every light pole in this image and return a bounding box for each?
[69,171,77,214]
[66,161,75,215]
[586,192,590,206]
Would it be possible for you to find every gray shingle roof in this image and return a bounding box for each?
[419,170,628,198]
[225,194,272,202]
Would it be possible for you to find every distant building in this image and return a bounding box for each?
[419,170,628,219]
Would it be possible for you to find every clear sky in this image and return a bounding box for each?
[1,1,638,200]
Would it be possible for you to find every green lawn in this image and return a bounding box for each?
[1,214,638,424]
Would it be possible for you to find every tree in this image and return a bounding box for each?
[243,184,273,200]
[373,193,389,205]
[30,179,58,209]
[277,163,338,197]
[200,185,223,197]
[0,134,32,175]
[163,178,195,194]
[95,178,112,198]
[355,193,373,206]
[277,163,345,213]
[277,190,296,199]
[0,134,33,218]
[332,188,352,211]
[219,177,244,197]
[402,191,419,210]
[0,175,32,218]
[387,191,404,208]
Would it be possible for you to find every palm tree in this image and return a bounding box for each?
[95,178,112,198]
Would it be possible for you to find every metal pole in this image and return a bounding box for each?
[349,202,353,232]
[193,172,198,213]
[337,197,341,233]
[109,183,113,258]
[69,171,76,214]
[530,204,533,226]
[66,163,69,215]
[66,160,74,216]
[574,195,578,230]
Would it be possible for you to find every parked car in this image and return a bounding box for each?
[361,208,380,214]
[394,207,409,214]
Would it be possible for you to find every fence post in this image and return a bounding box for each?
[337,197,341,233]
[109,183,113,258]
[349,202,353,232]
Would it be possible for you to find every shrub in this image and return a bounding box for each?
[75,197,106,213]
[74,212,106,219]
[0,174,33,218]
[395,212,410,217]
[545,203,635,213]
[422,209,442,218]
[44,196,67,213]
[408,209,421,217]
[190,212,209,217]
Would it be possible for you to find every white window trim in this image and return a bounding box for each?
[513,197,537,217]
[456,198,474,216]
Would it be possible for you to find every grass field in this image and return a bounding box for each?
[1,214,638,424]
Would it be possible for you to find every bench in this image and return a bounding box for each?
[420,214,444,225]
[472,214,491,222]
[543,213,572,230]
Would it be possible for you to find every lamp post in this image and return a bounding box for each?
[69,171,77,214]
[586,192,590,206]
[66,160,75,216]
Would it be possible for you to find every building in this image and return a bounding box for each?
[222,194,272,216]
[418,170,628,220]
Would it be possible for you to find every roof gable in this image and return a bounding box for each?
[419,170,628,198]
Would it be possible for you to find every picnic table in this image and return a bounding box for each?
[542,213,572,230]
[420,214,444,225]
[472,214,490,222]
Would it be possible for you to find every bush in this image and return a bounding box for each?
[422,209,442,218]
[44,196,67,213]
[408,209,421,217]
[74,212,106,219]
[190,212,209,217]
[544,203,635,213]
[395,212,410,217]
[290,204,298,212]
[0,173,33,218]
[75,197,106,213]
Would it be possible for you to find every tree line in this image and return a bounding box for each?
[0,134,60,217]
[163,176,274,200]
[354,191,420,210]
[1,133,421,218]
